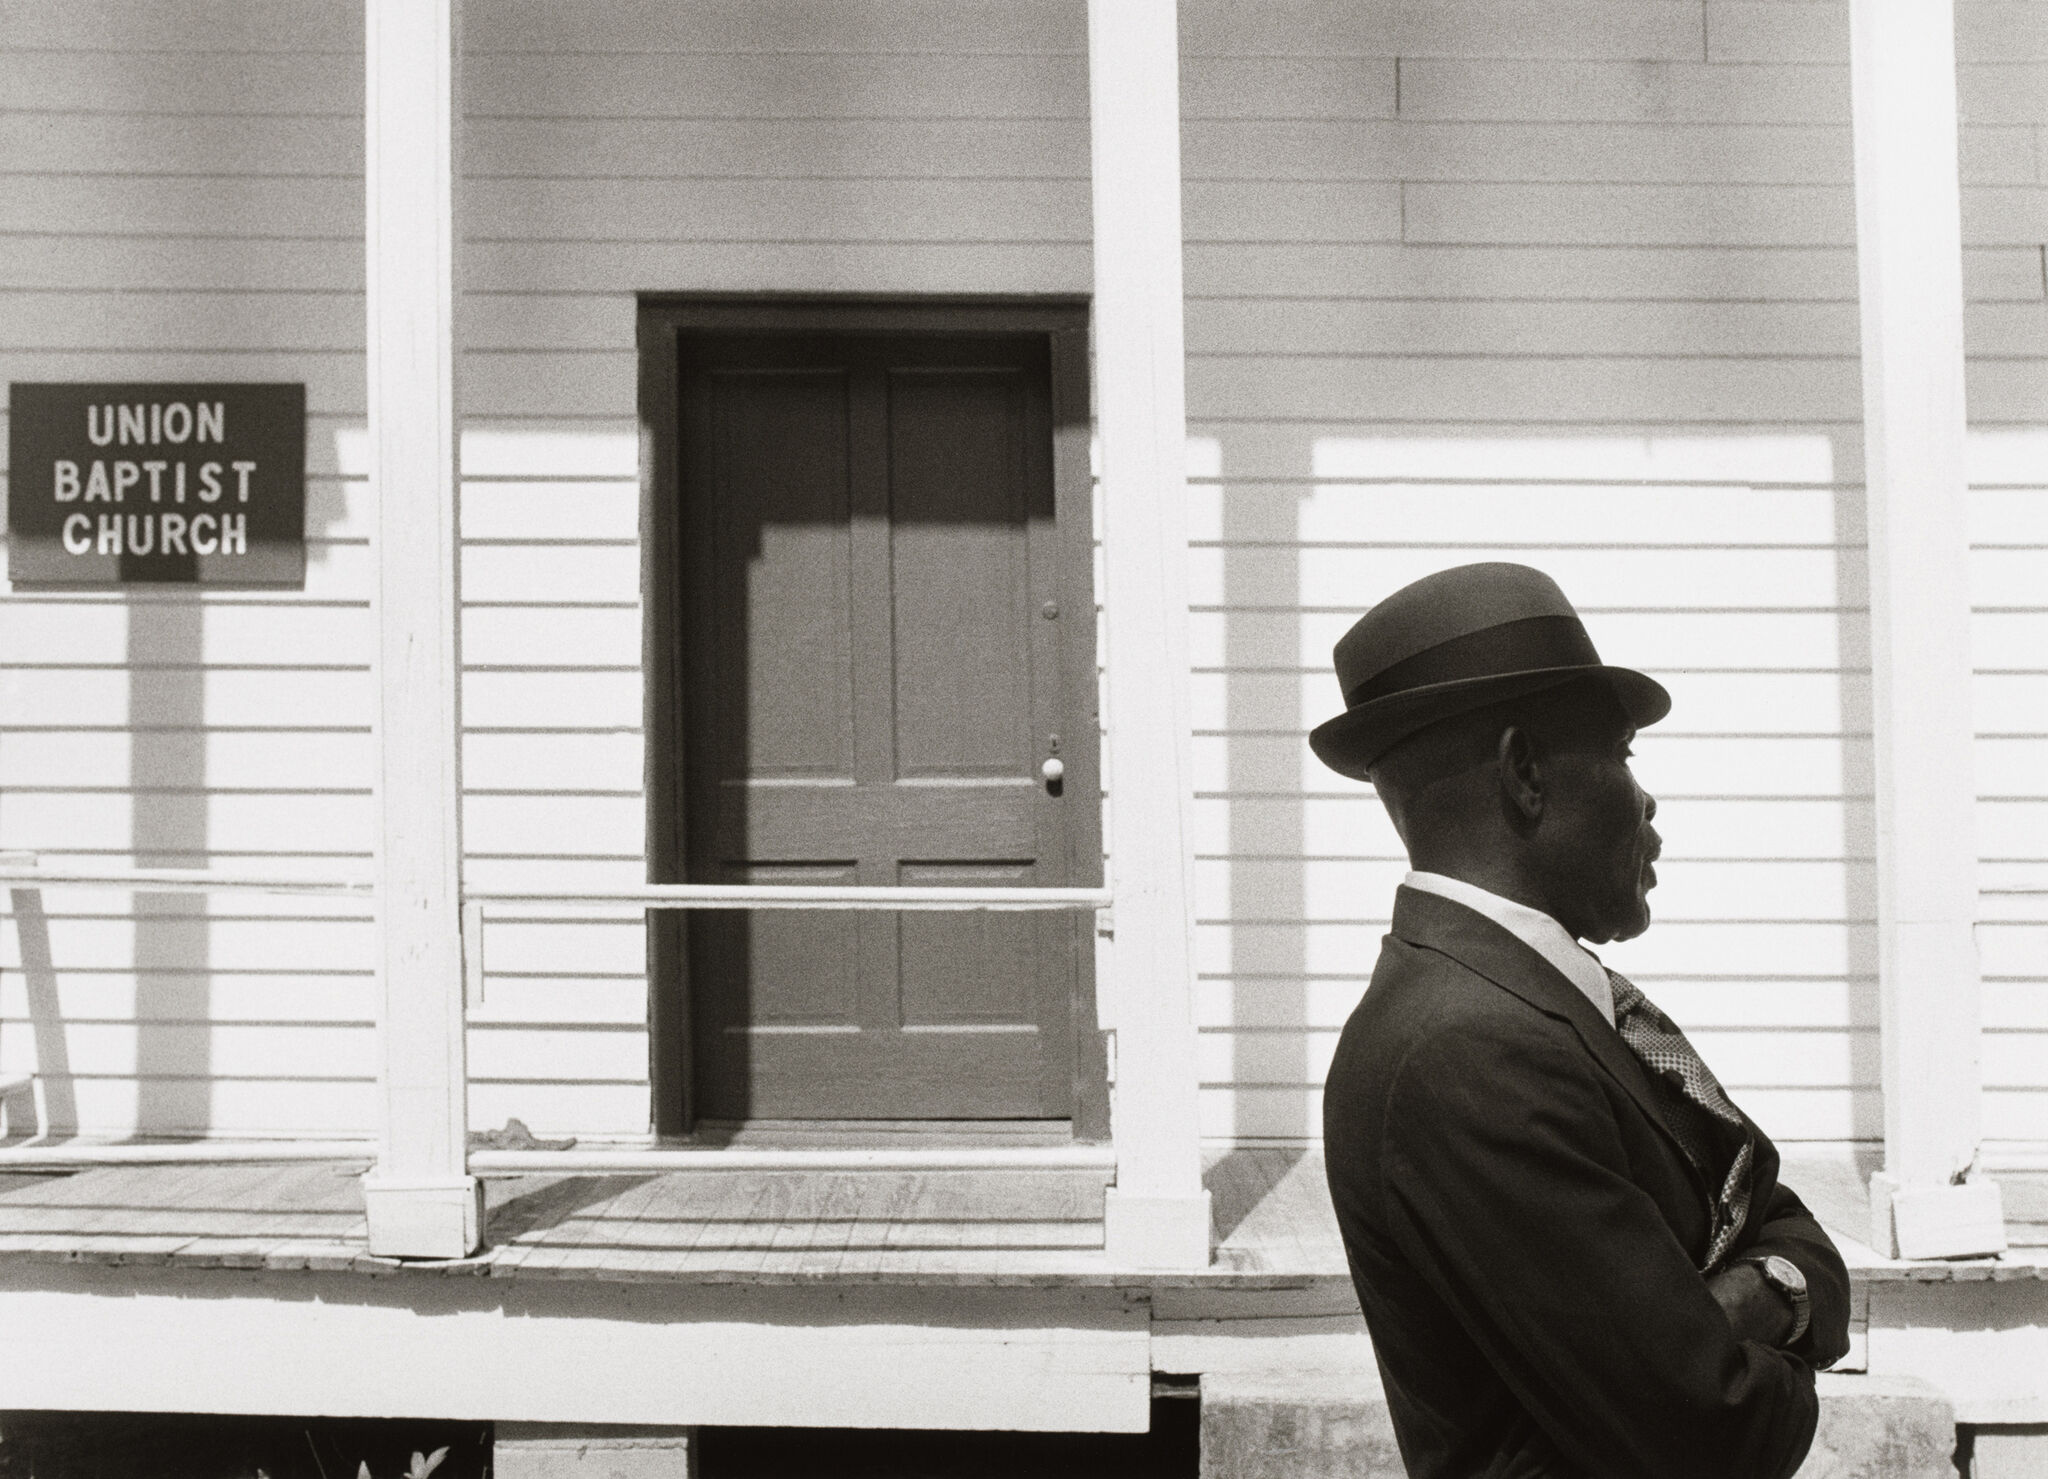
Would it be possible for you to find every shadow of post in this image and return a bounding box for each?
[1833,474,1883,1147]
[130,598,210,1136]
[1222,441,1312,1141]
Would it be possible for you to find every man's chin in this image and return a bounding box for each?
[1595,894,1654,945]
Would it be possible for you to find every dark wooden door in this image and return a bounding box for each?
[676,331,1082,1120]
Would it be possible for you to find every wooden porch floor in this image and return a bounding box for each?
[0,1150,2036,1288]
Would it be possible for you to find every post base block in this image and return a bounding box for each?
[362,1173,484,1260]
[1104,1188,1211,1270]
[1870,1172,2008,1260]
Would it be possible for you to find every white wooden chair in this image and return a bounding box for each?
[0,853,41,1136]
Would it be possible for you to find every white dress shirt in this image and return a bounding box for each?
[1403,870,1617,1028]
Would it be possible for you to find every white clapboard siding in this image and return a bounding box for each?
[1971,449,2048,1142]
[0,602,370,668]
[465,241,1092,297]
[0,916,373,975]
[468,119,1088,182]
[0,355,364,418]
[0,972,373,1026]
[0,794,373,859]
[0,668,371,731]
[467,1024,649,1085]
[0,1021,378,1082]
[462,673,643,733]
[462,733,644,794]
[1182,0,2045,1147]
[0,238,363,294]
[8,0,2038,1151]
[467,1083,654,1137]
[430,0,1096,1138]
[474,920,647,979]
[465,976,652,1028]
[461,544,640,608]
[0,292,364,351]
[462,608,641,672]
[9,1081,379,1139]
[0,16,379,1137]
[460,481,639,540]
[0,540,370,599]
[462,796,646,860]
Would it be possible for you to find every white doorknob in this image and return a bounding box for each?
[1040,757,1066,784]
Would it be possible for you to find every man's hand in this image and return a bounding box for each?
[1706,1262,1795,1347]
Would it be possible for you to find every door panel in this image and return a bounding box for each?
[677,331,1079,1121]
[709,370,856,781]
[896,861,1043,1027]
[888,369,1036,779]
[703,863,862,1027]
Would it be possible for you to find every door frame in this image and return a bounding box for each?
[636,295,1107,1139]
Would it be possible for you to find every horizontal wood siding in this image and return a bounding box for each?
[1182,0,2048,1148]
[1976,442,2048,1150]
[456,2,1091,1138]
[0,1,1092,1140]
[0,8,375,1138]
[8,0,2040,1155]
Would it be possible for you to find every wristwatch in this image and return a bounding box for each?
[1742,1254,1810,1345]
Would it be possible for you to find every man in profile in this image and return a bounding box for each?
[1313,563,1850,1479]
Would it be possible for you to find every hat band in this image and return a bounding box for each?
[1343,614,1602,709]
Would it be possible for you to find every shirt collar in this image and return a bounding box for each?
[1402,870,1616,1027]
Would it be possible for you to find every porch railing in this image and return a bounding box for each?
[0,859,1113,1167]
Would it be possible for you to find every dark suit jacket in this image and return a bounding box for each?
[1323,886,1852,1479]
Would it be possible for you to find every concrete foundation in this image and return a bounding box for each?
[1967,1424,2048,1479]
[1199,1370,1957,1479]
[493,1423,697,1479]
[1801,1375,1956,1478]
[1199,1369,1403,1479]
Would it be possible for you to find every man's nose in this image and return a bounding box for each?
[1643,793,1657,823]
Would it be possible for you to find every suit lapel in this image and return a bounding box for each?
[1389,885,1710,1199]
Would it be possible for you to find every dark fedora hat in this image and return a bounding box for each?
[1308,562,1670,781]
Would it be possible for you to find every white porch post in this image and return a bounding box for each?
[1849,0,2004,1259]
[361,0,480,1258]
[1087,0,1211,1269]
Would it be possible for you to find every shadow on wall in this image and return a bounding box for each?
[3,424,355,1142]
[129,597,209,1135]
[1832,482,1881,1144]
[0,602,212,1140]
[1208,428,1882,1149]
[1215,434,1315,1142]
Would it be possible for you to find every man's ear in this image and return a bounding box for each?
[1497,724,1543,824]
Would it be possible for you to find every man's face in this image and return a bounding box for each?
[1536,713,1660,945]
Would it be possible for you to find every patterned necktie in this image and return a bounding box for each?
[1607,968,1754,1271]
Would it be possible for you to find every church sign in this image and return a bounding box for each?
[7,382,306,587]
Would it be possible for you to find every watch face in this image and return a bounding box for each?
[1763,1254,1807,1294]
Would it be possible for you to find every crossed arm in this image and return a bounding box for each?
[1708,1260,1796,1346]
[1382,1019,1849,1479]
[1717,1179,1854,1365]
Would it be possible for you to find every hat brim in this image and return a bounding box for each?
[1307,664,1671,783]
